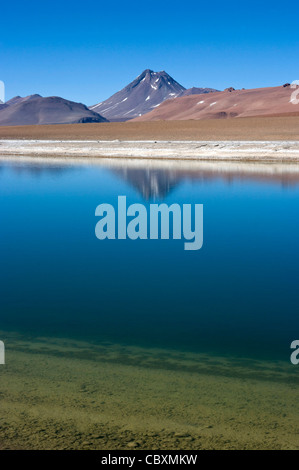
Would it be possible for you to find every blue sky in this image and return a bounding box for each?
[1,0,298,105]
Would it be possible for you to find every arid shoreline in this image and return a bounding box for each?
[1,139,299,162]
[1,117,299,162]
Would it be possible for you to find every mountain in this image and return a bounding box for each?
[0,95,108,126]
[133,85,299,121]
[89,69,186,121]
[181,87,219,96]
[5,94,42,106]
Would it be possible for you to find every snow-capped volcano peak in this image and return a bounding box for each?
[89,69,186,121]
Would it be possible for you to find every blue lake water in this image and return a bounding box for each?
[1,159,299,361]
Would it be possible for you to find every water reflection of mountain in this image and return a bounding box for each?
[0,162,72,177]
[1,159,299,200]
[112,163,299,200]
[113,168,179,200]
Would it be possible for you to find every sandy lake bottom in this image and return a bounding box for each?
[0,332,299,450]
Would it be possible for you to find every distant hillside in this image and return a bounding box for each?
[133,85,298,121]
[181,87,219,96]
[0,95,108,126]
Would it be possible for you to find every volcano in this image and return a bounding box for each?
[89,69,186,121]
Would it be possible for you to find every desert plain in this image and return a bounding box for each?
[0,116,298,162]
[0,116,298,142]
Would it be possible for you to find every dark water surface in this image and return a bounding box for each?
[1,159,299,361]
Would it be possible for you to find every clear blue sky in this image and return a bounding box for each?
[1,0,298,105]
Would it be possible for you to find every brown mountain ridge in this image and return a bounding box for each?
[133,85,299,121]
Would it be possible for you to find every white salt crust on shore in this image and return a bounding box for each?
[1,139,299,161]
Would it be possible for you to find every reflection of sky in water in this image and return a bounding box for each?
[0,161,299,361]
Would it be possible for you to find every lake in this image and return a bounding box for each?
[0,157,299,449]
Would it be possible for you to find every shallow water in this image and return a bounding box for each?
[0,158,299,449]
